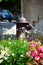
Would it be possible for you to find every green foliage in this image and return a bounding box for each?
[0,39,29,65]
[0,0,2,2]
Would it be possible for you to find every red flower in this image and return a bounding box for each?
[32,50,38,57]
[38,46,43,53]
[34,55,40,61]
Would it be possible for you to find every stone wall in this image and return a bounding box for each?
[21,0,43,23]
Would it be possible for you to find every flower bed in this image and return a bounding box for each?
[0,39,43,65]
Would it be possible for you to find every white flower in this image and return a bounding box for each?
[1,50,6,55]
[0,46,10,62]
[20,55,24,57]
[0,50,5,59]
[0,48,9,58]
[24,40,26,43]
[26,52,28,55]
[0,54,4,59]
[6,54,9,56]
[3,56,8,60]
[9,42,11,44]
[0,59,3,63]
[12,53,14,56]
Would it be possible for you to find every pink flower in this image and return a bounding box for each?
[39,53,43,58]
[35,55,40,61]
[35,41,41,46]
[38,46,43,53]
[26,51,31,57]
[30,41,34,48]
[32,50,38,57]
[37,41,41,45]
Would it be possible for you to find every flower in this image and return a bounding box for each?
[9,42,11,44]
[0,54,4,59]
[35,41,41,49]
[32,50,38,57]
[24,40,26,43]
[36,41,41,46]
[29,37,33,41]
[30,41,34,48]
[26,41,43,65]
[12,53,14,56]
[20,55,24,57]
[0,46,10,63]
[3,56,8,60]
[38,46,43,53]
[37,41,41,45]
[39,53,43,58]
[0,59,3,63]
[34,55,40,61]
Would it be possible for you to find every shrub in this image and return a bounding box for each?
[0,39,29,65]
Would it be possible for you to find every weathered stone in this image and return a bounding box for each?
[21,0,43,22]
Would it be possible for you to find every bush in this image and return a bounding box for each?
[0,39,29,65]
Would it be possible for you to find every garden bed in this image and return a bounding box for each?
[0,39,43,65]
